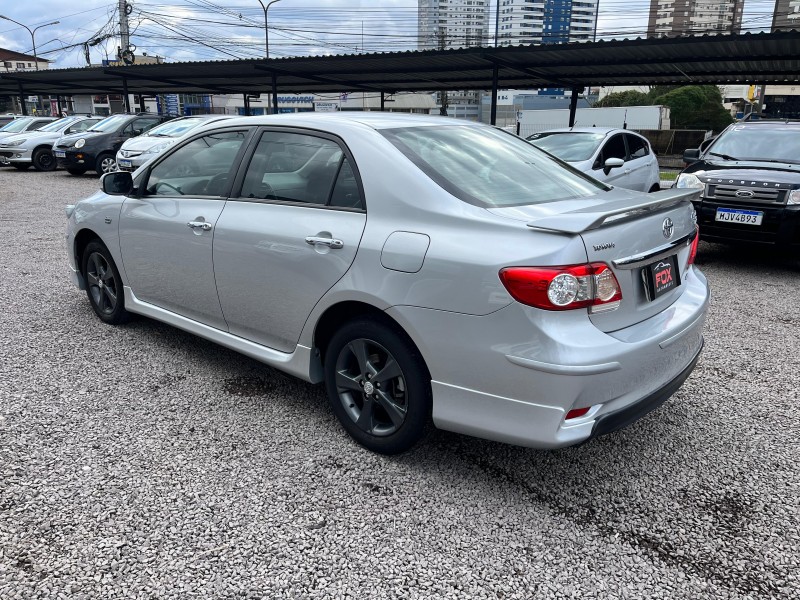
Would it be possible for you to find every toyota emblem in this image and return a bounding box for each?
[735,189,755,198]
[662,217,674,239]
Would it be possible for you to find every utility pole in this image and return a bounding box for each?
[119,1,130,56]
[257,0,283,59]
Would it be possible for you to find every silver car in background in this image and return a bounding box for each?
[528,127,662,193]
[66,114,708,454]
[116,115,236,172]
[0,116,102,171]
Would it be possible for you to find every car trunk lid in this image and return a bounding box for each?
[489,188,700,332]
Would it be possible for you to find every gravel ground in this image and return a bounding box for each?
[1,168,798,599]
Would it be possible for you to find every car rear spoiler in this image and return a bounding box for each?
[526,188,700,234]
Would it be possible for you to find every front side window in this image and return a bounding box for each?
[131,118,162,135]
[239,130,363,209]
[145,130,248,197]
[626,134,650,159]
[383,125,606,207]
[597,134,628,167]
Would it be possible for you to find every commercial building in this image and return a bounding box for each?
[647,0,744,37]
[497,0,599,46]
[773,0,800,29]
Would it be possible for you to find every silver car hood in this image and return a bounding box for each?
[120,136,176,152]
[487,188,700,234]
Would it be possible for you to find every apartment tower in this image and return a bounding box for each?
[773,0,800,29]
[418,0,492,50]
[497,0,599,46]
[647,0,744,37]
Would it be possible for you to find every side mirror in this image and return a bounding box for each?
[101,171,134,196]
[604,157,624,175]
[683,148,701,164]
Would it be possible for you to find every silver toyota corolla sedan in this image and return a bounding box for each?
[65,114,709,454]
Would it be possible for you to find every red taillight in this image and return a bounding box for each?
[499,263,622,311]
[565,407,591,420]
[688,226,700,265]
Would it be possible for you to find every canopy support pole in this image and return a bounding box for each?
[243,93,250,116]
[568,88,582,128]
[380,92,385,111]
[18,82,27,116]
[271,73,278,115]
[490,64,499,125]
[122,78,131,113]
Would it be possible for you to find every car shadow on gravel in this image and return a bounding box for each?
[695,241,799,273]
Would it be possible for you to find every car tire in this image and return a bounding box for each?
[32,148,57,171]
[67,167,87,176]
[95,153,117,175]
[81,240,131,325]
[324,318,431,455]
[12,164,30,170]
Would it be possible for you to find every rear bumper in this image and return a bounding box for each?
[387,266,709,449]
[590,339,703,439]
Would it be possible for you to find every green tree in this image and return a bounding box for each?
[594,90,650,108]
[652,86,733,131]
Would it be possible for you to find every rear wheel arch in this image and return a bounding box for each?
[313,301,429,376]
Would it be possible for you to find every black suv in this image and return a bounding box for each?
[54,113,171,175]
[678,121,800,253]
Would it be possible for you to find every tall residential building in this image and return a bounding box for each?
[418,0,492,50]
[497,0,599,46]
[773,0,800,29]
[647,0,744,37]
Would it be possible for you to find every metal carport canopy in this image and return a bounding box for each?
[1,29,798,102]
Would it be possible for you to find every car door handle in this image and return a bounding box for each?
[305,236,343,249]
[187,221,212,231]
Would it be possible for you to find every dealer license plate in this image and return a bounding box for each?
[54,150,66,158]
[118,159,132,169]
[715,207,763,225]
[643,254,680,301]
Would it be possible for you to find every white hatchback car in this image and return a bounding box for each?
[527,127,661,193]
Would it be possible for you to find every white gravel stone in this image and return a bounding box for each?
[0,168,798,599]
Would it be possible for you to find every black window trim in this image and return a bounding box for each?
[227,125,367,213]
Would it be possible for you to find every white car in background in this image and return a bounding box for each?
[116,115,236,171]
[527,127,662,193]
[0,116,102,171]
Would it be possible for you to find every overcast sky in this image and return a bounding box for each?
[0,0,780,69]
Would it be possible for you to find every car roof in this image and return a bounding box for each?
[535,127,634,136]
[212,112,482,132]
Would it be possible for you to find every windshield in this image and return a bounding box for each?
[382,125,606,207]
[0,118,34,133]
[706,125,800,164]
[526,132,606,162]
[145,118,204,138]
[86,115,130,133]
[38,117,79,133]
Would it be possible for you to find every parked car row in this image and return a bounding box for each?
[0,113,240,176]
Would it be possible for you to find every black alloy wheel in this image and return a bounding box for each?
[81,240,130,325]
[32,148,57,171]
[325,318,431,454]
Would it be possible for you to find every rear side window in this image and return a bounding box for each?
[239,130,363,209]
[626,134,650,159]
[382,125,606,207]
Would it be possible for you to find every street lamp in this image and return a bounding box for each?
[0,16,60,70]
[257,0,283,59]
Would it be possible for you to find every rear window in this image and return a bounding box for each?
[707,125,800,164]
[382,125,606,207]
[527,131,605,161]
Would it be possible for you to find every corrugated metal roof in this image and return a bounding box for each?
[0,31,797,97]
